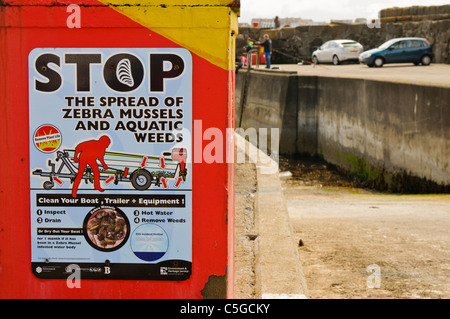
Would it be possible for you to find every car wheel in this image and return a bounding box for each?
[332,55,340,65]
[312,56,319,64]
[421,55,431,66]
[374,57,384,67]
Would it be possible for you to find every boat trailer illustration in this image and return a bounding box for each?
[32,148,188,191]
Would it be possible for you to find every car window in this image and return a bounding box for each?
[391,41,407,49]
[320,42,329,50]
[408,40,425,48]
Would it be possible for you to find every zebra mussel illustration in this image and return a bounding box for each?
[116,58,134,87]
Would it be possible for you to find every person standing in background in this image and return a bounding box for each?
[258,34,272,69]
[274,16,280,28]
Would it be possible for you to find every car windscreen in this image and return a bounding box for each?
[378,39,398,49]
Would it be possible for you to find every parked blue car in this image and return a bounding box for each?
[359,37,433,67]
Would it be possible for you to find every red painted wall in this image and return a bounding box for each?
[0,2,234,299]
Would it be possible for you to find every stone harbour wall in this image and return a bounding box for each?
[380,4,450,22]
[236,6,450,64]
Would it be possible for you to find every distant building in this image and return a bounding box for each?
[330,19,353,24]
[250,17,326,28]
[354,18,368,24]
[250,18,274,28]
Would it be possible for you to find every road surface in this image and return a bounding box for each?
[279,157,450,299]
[261,63,450,88]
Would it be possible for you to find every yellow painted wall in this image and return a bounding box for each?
[98,0,240,70]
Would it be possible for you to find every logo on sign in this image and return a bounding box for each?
[33,124,62,153]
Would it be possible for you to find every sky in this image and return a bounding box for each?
[239,0,450,24]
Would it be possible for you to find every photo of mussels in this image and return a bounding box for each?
[85,208,129,251]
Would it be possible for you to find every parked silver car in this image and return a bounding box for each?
[312,40,364,65]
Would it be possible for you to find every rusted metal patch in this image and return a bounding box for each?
[201,274,227,299]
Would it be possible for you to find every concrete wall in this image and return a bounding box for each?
[236,70,450,192]
[316,77,450,191]
[236,69,298,153]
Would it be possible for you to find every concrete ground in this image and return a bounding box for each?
[258,63,450,88]
[233,62,450,298]
[234,133,308,299]
[279,160,450,299]
[234,135,450,299]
